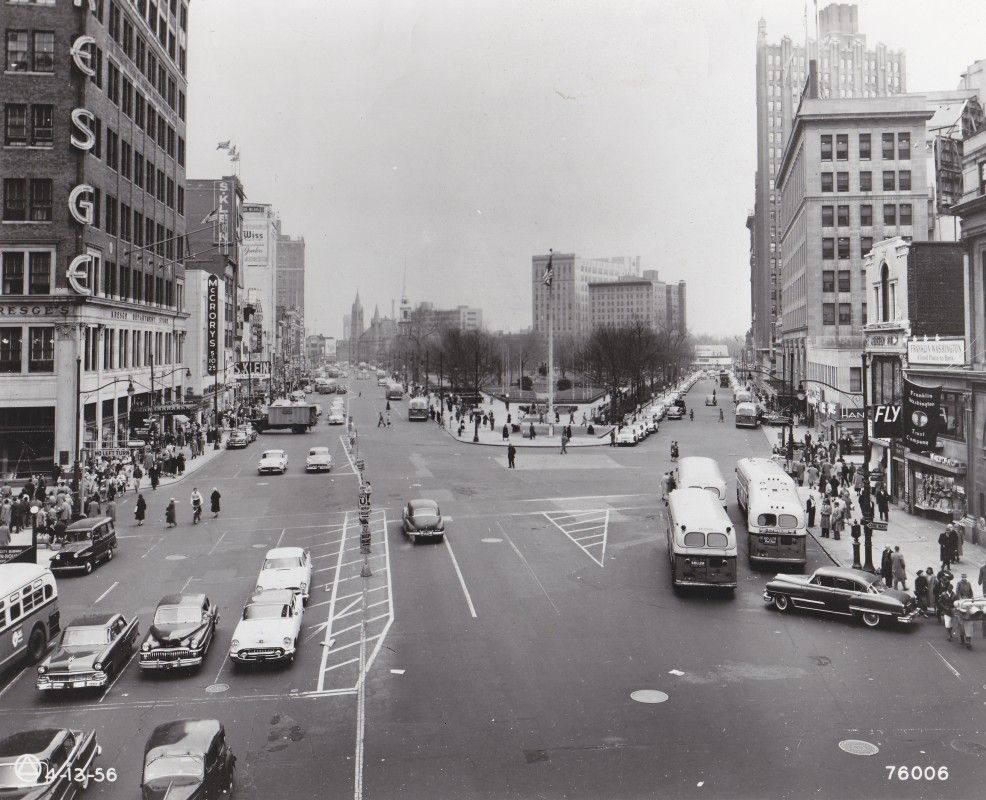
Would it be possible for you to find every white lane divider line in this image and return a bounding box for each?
[443,532,477,618]
[207,531,226,556]
[315,511,349,694]
[927,641,961,679]
[93,581,119,605]
[500,524,559,615]
[543,509,610,567]
[339,434,360,477]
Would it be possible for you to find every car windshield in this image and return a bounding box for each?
[264,557,303,570]
[143,755,205,786]
[262,451,283,459]
[62,626,109,647]
[244,603,289,620]
[309,449,329,456]
[154,606,201,626]
[0,760,48,788]
[412,505,439,517]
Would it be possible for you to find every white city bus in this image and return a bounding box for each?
[674,456,728,508]
[735,401,759,428]
[735,457,807,567]
[408,397,429,421]
[0,563,60,670]
[665,488,737,589]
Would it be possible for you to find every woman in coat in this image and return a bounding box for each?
[880,546,893,586]
[210,488,221,518]
[819,496,832,538]
[165,499,177,528]
[135,493,146,526]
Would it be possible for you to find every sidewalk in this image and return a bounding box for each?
[760,423,986,597]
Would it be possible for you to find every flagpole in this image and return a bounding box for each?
[547,252,554,437]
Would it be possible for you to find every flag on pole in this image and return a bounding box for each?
[201,208,219,224]
[217,141,230,150]
[542,251,554,287]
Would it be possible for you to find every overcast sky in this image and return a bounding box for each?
[186,0,986,339]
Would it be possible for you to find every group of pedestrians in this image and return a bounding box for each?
[142,487,221,528]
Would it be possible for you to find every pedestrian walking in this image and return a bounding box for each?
[211,488,221,518]
[957,573,974,600]
[719,408,724,422]
[150,467,160,491]
[806,496,816,528]
[939,525,955,568]
[820,496,831,538]
[978,562,986,596]
[914,570,930,616]
[190,488,203,525]
[507,443,516,469]
[610,428,616,446]
[875,486,890,523]
[165,498,177,528]
[891,546,907,590]
[946,524,960,565]
[378,412,385,427]
[831,497,844,540]
[940,583,957,641]
[880,546,893,586]
[806,463,819,491]
[560,431,568,455]
[927,567,939,616]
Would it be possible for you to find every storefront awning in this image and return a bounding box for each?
[904,450,966,474]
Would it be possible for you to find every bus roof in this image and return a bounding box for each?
[0,563,53,591]
[667,488,732,531]
[735,401,757,413]
[676,456,725,482]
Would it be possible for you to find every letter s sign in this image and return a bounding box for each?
[70,109,96,151]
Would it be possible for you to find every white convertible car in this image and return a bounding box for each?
[258,449,288,474]
[229,589,304,665]
[305,447,333,472]
[255,547,313,604]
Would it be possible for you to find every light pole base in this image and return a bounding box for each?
[360,560,373,578]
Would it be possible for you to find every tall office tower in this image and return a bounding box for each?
[751,3,906,371]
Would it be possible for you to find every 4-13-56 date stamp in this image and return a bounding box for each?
[885,766,949,781]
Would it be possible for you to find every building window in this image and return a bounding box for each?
[822,238,835,259]
[838,303,852,325]
[823,303,836,325]
[883,170,896,191]
[898,132,910,160]
[837,238,850,260]
[4,104,27,145]
[30,104,52,145]
[860,204,873,226]
[28,179,51,222]
[2,178,26,221]
[849,367,862,393]
[31,30,54,72]
[836,134,848,160]
[939,391,965,439]
[5,30,29,72]
[861,302,867,326]
[28,251,50,294]
[859,133,871,160]
[883,204,897,225]
[821,172,833,192]
[900,203,912,226]
[28,327,53,372]
[882,132,895,160]
[176,185,184,215]
[837,205,849,226]
[821,205,834,226]
[822,270,835,292]
[0,327,22,373]
[838,269,850,291]
[899,170,911,190]
[837,172,849,192]
[2,252,24,294]
[121,141,131,179]
[861,235,873,255]
[860,171,872,191]
[820,134,832,161]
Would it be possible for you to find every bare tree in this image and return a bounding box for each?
[439,328,501,402]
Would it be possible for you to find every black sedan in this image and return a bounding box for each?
[142,720,234,800]
[140,594,220,671]
[764,566,919,628]
[37,613,140,692]
[0,728,101,797]
[402,499,445,543]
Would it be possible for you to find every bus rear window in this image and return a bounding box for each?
[756,513,777,526]
[706,532,729,549]
[683,532,705,547]
[778,514,799,529]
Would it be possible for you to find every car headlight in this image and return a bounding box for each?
[93,661,102,670]
[141,641,151,652]
[38,665,47,675]
[283,637,292,647]
[230,639,239,649]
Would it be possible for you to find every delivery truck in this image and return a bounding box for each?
[255,400,318,433]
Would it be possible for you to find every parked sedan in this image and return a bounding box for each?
[402,499,446,542]
[666,406,684,420]
[615,428,637,446]
[226,430,248,449]
[0,727,101,796]
[764,566,919,628]
[305,447,333,472]
[139,594,219,671]
[258,449,289,474]
[255,547,313,603]
[37,613,139,691]
[229,589,304,665]
[142,720,235,800]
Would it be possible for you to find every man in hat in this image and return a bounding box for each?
[957,573,974,600]
[946,523,961,565]
[939,525,955,569]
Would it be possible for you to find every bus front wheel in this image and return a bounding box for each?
[27,625,47,663]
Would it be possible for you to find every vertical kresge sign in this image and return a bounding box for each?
[206,274,220,376]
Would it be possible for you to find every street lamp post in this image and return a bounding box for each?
[860,352,875,572]
[73,356,82,520]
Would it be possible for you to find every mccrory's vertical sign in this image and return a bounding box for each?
[206,275,220,376]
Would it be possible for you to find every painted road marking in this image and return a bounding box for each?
[338,434,360,476]
[927,642,961,679]
[315,511,349,694]
[93,581,119,605]
[542,509,610,567]
[207,531,226,556]
[500,524,558,615]
[444,534,477,618]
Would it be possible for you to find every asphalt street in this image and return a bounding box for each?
[1,376,984,800]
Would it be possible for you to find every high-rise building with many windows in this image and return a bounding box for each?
[751,3,906,378]
[0,0,190,475]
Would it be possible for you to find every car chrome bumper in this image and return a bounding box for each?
[139,654,204,669]
[38,673,108,690]
[230,648,292,663]
[896,611,920,624]
[49,562,90,573]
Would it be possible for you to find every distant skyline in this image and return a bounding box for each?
[186,0,986,338]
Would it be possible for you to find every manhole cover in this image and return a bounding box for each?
[951,739,986,756]
[165,554,187,561]
[205,683,229,694]
[631,690,669,704]
[481,538,502,543]
[838,739,879,756]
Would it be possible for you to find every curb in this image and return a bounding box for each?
[436,422,613,449]
[134,436,229,492]
[807,528,843,566]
